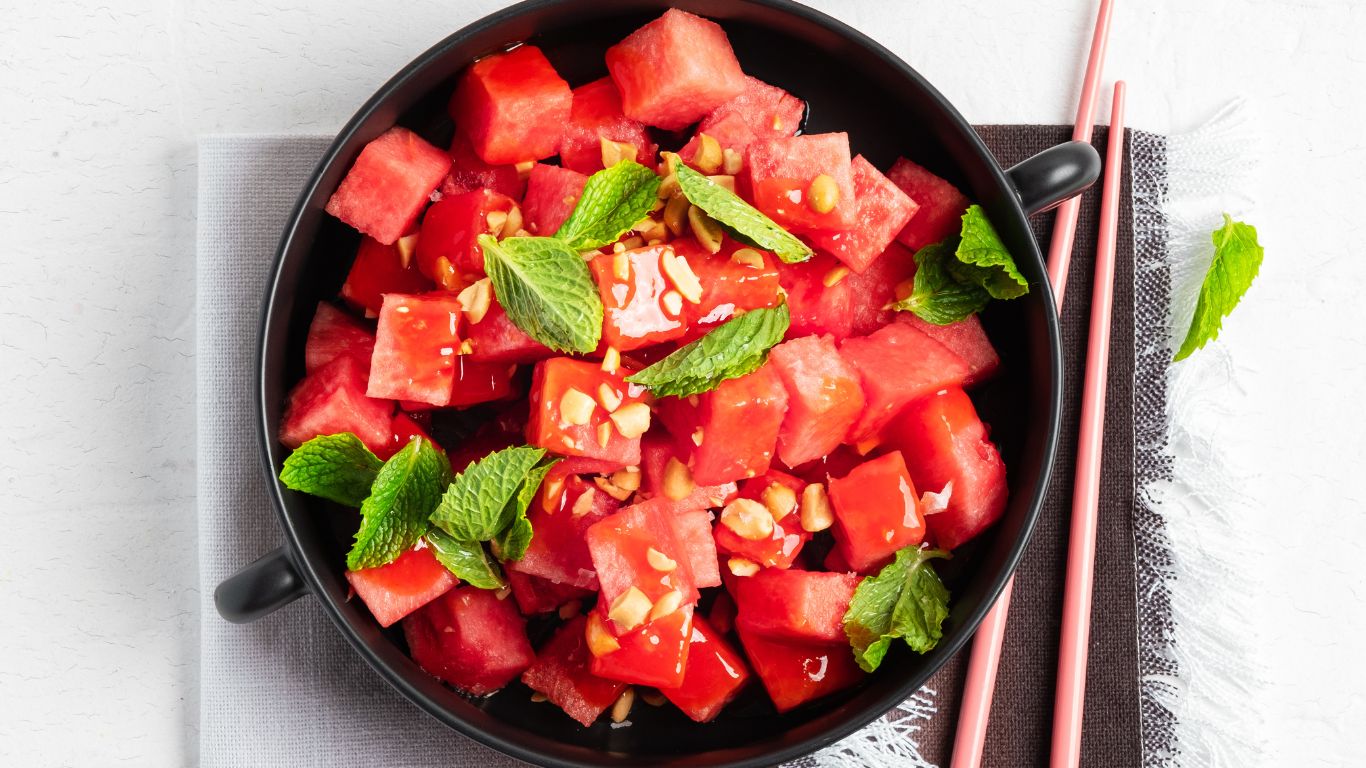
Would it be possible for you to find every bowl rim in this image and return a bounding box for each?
[256,0,1063,765]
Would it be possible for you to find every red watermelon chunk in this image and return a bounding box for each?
[714,471,811,570]
[768,335,865,468]
[401,585,534,696]
[558,77,657,175]
[732,568,858,643]
[827,451,926,573]
[415,188,516,285]
[670,507,722,589]
[589,601,694,689]
[605,9,746,131]
[839,323,971,444]
[656,362,789,486]
[510,476,620,589]
[699,75,805,141]
[527,357,646,464]
[773,254,854,341]
[466,300,554,364]
[881,388,1008,551]
[585,498,699,607]
[678,112,756,168]
[451,45,572,165]
[305,302,375,373]
[340,236,435,316]
[639,432,737,514]
[279,354,394,455]
[366,292,463,406]
[736,626,865,713]
[344,544,457,628]
[887,157,971,250]
[842,242,918,336]
[522,615,628,726]
[381,411,438,461]
[441,134,525,200]
[448,357,518,407]
[747,133,857,233]
[325,127,450,245]
[506,569,593,615]
[809,156,920,273]
[658,615,752,722]
[897,313,1001,385]
[522,163,588,237]
[589,243,691,352]
[680,240,783,338]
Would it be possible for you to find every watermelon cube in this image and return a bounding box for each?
[887,157,971,250]
[382,411,438,460]
[732,568,858,643]
[510,476,620,589]
[897,313,1001,386]
[402,585,535,696]
[841,242,918,336]
[639,432,737,513]
[558,77,657,175]
[523,615,628,726]
[839,322,971,444]
[747,133,857,233]
[340,236,436,316]
[527,357,646,464]
[506,569,593,615]
[768,335,865,467]
[366,292,463,406]
[415,188,517,286]
[678,112,756,169]
[305,302,375,373]
[827,451,926,572]
[448,357,518,407]
[881,388,1008,551]
[656,362,790,486]
[522,163,588,236]
[680,240,783,337]
[589,601,694,689]
[809,156,920,273]
[605,9,746,130]
[450,45,572,165]
[588,243,691,352]
[670,506,723,589]
[465,300,554,364]
[279,354,394,455]
[441,134,525,200]
[713,471,811,570]
[699,75,805,141]
[585,498,699,607]
[325,127,450,245]
[773,254,854,341]
[658,615,752,722]
[344,544,457,628]
[736,626,865,713]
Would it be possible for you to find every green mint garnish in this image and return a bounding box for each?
[429,446,548,542]
[626,303,790,397]
[347,437,451,571]
[492,457,557,562]
[425,528,506,590]
[843,546,951,672]
[279,432,383,508]
[948,205,1028,300]
[1174,214,1263,361]
[890,204,1027,325]
[554,159,661,251]
[892,240,991,325]
[674,162,812,264]
[479,234,604,354]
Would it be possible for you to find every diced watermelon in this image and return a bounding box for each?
[558,77,657,175]
[415,188,516,285]
[701,75,804,139]
[522,615,628,726]
[656,362,789,486]
[586,498,700,608]
[769,335,865,467]
[325,127,450,245]
[881,388,1008,551]
[605,9,746,130]
[402,585,534,696]
[638,432,737,512]
[714,471,811,569]
[451,45,572,165]
[510,476,621,589]
[827,451,925,572]
[305,302,375,372]
[809,156,919,273]
[773,254,854,341]
[841,241,918,336]
[887,157,971,250]
[506,569,592,615]
[528,357,646,464]
[344,544,457,628]
[732,568,858,643]
[680,240,783,338]
[380,411,439,461]
[670,507,722,589]
[441,134,525,200]
[366,292,463,406]
[279,354,394,455]
[658,615,752,722]
[678,112,756,168]
[747,133,857,233]
[448,357,518,407]
[897,313,1001,386]
[590,601,694,689]
[522,163,588,237]
[736,626,865,713]
[465,300,554,364]
[589,243,692,351]
[839,323,971,444]
[786,444,865,485]
[340,236,435,316]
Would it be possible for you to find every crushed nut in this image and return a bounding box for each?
[457,277,493,324]
[661,289,684,316]
[807,174,840,214]
[662,457,695,501]
[559,387,597,426]
[572,486,598,518]
[611,687,635,724]
[611,466,642,492]
[530,691,548,703]
[721,498,775,540]
[661,250,703,303]
[649,589,684,621]
[608,402,651,439]
[613,251,631,281]
[799,483,834,532]
[727,557,760,577]
[688,205,724,253]
[596,421,613,448]
[663,192,691,237]
[396,233,419,269]
[761,482,798,521]
[731,248,766,269]
[485,209,509,237]
[690,427,705,447]
[722,147,744,175]
[598,382,623,412]
[503,206,523,239]
[586,612,621,656]
[695,133,723,174]
[594,474,632,501]
[608,586,653,631]
[706,174,736,193]
[601,346,621,374]
[646,547,677,573]
[514,160,535,178]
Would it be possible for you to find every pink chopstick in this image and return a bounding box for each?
[948,3,1115,767]
[1049,80,1125,768]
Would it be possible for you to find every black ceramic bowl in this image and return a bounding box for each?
[217,1,1096,765]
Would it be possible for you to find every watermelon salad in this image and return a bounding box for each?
[276,8,1026,728]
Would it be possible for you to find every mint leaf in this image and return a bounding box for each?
[279,433,383,507]
[1175,214,1263,361]
[425,528,505,590]
[843,546,951,672]
[675,163,812,264]
[555,160,661,251]
[626,303,790,397]
[892,240,992,325]
[493,458,557,562]
[430,446,547,542]
[949,205,1028,300]
[347,437,451,571]
[480,235,604,354]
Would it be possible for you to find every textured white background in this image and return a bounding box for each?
[1,0,1362,765]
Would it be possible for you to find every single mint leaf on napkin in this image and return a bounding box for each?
[948,204,1029,300]
[425,528,505,590]
[430,445,547,542]
[279,432,383,508]
[492,457,558,562]
[892,240,992,325]
[843,546,951,672]
[554,159,661,251]
[1175,214,1263,361]
[347,437,451,571]
[479,235,604,354]
[674,163,812,264]
[626,303,790,397]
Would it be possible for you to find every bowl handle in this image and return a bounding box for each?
[1005,140,1102,215]
[215,546,307,623]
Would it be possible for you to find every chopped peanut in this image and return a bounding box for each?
[721,498,775,540]
[611,466,641,492]
[611,687,635,724]
[396,233,419,269]
[596,421,613,449]
[608,586,653,631]
[608,402,652,439]
[594,474,632,501]
[485,209,508,237]
[728,557,760,577]
[612,251,631,281]
[540,475,565,513]
[586,612,621,656]
[799,483,834,532]
[761,482,798,521]
[662,457,695,501]
[807,174,840,214]
[559,387,596,426]
[661,250,703,304]
[571,487,598,518]
[706,174,736,193]
[822,265,851,288]
[457,277,493,324]
[695,133,723,174]
[649,590,684,621]
[661,290,684,316]
[514,160,535,178]
[646,547,677,573]
[598,382,623,412]
[691,427,705,447]
[657,172,680,200]
[503,205,523,239]
[731,248,765,269]
[601,346,621,374]
[530,691,548,703]
[663,192,691,237]
[688,205,724,253]
[722,147,744,175]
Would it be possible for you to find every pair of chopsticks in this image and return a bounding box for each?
[949,0,1125,766]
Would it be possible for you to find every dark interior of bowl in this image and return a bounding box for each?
[258,1,1060,765]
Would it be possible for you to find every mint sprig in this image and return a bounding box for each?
[492,457,557,562]
[892,240,991,325]
[949,205,1028,300]
[890,204,1027,325]
[1174,214,1263,361]
[480,235,604,354]
[347,437,451,571]
[279,433,383,508]
[843,546,951,672]
[554,160,661,251]
[674,163,812,264]
[426,528,505,590]
[626,303,790,397]
[430,445,547,541]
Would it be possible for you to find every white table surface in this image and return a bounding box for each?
[2,0,1361,765]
